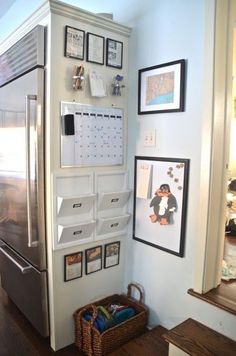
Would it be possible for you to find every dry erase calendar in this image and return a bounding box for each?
[61,102,124,167]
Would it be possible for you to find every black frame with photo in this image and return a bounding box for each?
[64,25,85,60]
[64,251,83,282]
[138,59,186,115]
[85,245,103,275]
[104,241,120,269]
[133,156,189,257]
[106,38,123,69]
[86,32,105,65]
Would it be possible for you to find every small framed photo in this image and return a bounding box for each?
[85,245,102,275]
[138,59,186,114]
[133,156,189,257]
[86,32,105,65]
[104,241,120,269]
[64,251,83,282]
[64,26,85,60]
[106,38,123,69]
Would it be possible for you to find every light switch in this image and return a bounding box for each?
[143,129,156,147]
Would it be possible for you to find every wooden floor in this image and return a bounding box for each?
[0,286,168,355]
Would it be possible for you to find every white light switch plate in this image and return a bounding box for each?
[143,129,156,147]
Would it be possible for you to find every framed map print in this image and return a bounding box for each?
[138,59,186,114]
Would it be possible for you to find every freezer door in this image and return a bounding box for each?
[0,242,49,336]
[0,68,46,270]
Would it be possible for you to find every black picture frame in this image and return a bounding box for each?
[104,241,120,269]
[138,59,186,114]
[86,32,105,65]
[64,251,83,282]
[133,156,189,257]
[85,245,102,274]
[106,38,123,69]
[64,25,85,60]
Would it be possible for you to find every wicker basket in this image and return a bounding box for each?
[73,283,148,355]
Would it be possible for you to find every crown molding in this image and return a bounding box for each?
[0,0,132,54]
[49,0,132,37]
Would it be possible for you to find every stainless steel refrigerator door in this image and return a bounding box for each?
[0,68,46,270]
[0,241,49,337]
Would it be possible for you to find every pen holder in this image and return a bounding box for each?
[73,65,85,90]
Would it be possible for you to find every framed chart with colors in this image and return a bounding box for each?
[133,156,189,257]
[64,251,83,282]
[85,245,102,275]
[104,241,120,268]
[138,59,186,114]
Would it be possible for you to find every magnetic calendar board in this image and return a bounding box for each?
[61,102,124,167]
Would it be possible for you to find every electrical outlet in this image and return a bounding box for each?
[144,129,156,147]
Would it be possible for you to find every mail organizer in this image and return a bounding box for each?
[57,194,96,217]
[96,214,131,239]
[98,190,132,211]
[58,221,96,245]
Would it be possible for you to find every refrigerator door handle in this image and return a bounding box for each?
[25,94,39,248]
[0,246,32,274]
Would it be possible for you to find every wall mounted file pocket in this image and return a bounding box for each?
[95,171,132,241]
[53,173,95,250]
[97,215,131,239]
[57,194,96,217]
[98,190,131,211]
[58,221,96,245]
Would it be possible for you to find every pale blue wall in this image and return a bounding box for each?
[126,0,236,341]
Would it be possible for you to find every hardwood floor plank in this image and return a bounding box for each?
[109,326,168,356]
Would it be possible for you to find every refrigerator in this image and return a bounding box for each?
[0,25,49,337]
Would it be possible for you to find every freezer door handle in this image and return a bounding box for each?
[25,94,39,248]
[0,246,32,274]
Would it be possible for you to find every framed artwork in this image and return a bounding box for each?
[64,251,83,282]
[106,38,123,69]
[86,32,105,65]
[104,241,120,268]
[85,245,102,274]
[64,26,85,60]
[138,59,186,114]
[133,156,189,257]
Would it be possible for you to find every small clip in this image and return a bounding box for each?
[73,65,84,90]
